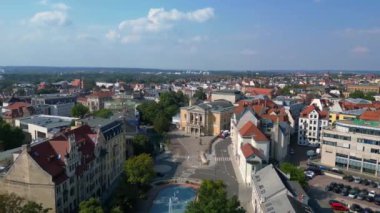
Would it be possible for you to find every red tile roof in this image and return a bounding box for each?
[30,125,96,184]
[5,102,31,110]
[300,105,328,119]
[245,87,274,96]
[239,121,268,141]
[359,110,380,121]
[241,143,265,159]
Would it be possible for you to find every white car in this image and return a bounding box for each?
[368,190,376,198]
[304,170,315,179]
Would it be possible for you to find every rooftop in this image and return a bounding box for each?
[338,119,380,129]
[18,115,75,129]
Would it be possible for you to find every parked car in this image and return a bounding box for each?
[350,203,363,213]
[304,170,315,179]
[353,176,361,184]
[306,167,322,175]
[349,188,359,198]
[328,200,349,212]
[361,179,370,186]
[366,195,374,202]
[374,195,380,205]
[357,190,368,200]
[330,167,343,174]
[325,185,333,192]
[333,187,342,194]
[368,190,376,198]
[340,187,349,196]
[363,208,374,213]
[343,175,354,182]
[370,181,378,188]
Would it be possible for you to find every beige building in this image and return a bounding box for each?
[86,92,113,112]
[211,90,243,104]
[179,100,234,136]
[321,119,380,176]
[0,121,126,213]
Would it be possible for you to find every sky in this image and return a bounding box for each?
[0,0,379,70]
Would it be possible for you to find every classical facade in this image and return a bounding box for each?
[179,100,234,137]
[0,123,126,213]
[321,118,380,176]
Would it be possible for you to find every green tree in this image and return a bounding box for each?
[136,101,160,124]
[153,113,170,134]
[124,154,155,186]
[71,103,89,118]
[132,134,153,155]
[193,88,207,101]
[280,162,307,187]
[79,198,103,213]
[186,180,245,213]
[93,109,113,118]
[0,193,50,213]
[349,90,366,99]
[0,119,25,150]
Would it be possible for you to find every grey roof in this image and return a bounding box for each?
[345,98,372,104]
[196,100,234,112]
[18,115,74,129]
[341,108,367,116]
[252,164,312,213]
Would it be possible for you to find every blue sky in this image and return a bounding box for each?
[0,0,379,70]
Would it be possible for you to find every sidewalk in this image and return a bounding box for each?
[226,143,253,213]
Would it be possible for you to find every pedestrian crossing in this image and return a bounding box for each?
[214,156,231,162]
[171,155,232,162]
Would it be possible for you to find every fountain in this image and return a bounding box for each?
[150,186,196,213]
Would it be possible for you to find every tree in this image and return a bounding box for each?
[79,198,103,213]
[349,90,366,99]
[93,109,113,118]
[186,180,245,213]
[280,162,307,187]
[193,88,207,101]
[71,103,89,118]
[0,119,25,150]
[153,113,170,134]
[136,101,160,124]
[124,154,155,186]
[36,88,59,95]
[0,193,50,213]
[132,134,153,155]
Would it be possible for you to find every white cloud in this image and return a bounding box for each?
[121,35,140,44]
[106,30,121,41]
[30,10,69,26]
[240,49,258,56]
[107,7,214,44]
[351,46,369,55]
[29,2,70,27]
[52,3,69,11]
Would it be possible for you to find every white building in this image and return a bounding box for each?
[230,108,269,185]
[15,115,76,141]
[298,105,329,146]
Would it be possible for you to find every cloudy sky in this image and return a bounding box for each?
[0,0,379,70]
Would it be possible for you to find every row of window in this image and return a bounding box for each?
[323,133,351,141]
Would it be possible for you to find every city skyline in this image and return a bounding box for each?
[0,0,379,70]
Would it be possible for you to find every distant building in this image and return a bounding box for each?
[1,102,35,125]
[179,100,234,137]
[321,117,380,176]
[0,124,126,213]
[251,164,312,213]
[86,92,113,112]
[298,105,329,146]
[345,84,380,97]
[15,115,76,141]
[31,95,77,117]
[211,90,244,104]
[243,87,274,99]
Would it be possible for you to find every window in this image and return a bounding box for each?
[371,148,379,154]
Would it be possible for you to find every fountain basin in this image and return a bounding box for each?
[150,185,197,213]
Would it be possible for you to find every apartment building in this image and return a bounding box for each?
[86,92,113,112]
[321,118,380,176]
[346,84,380,94]
[0,123,126,213]
[31,95,77,117]
[298,105,329,146]
[179,100,234,137]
